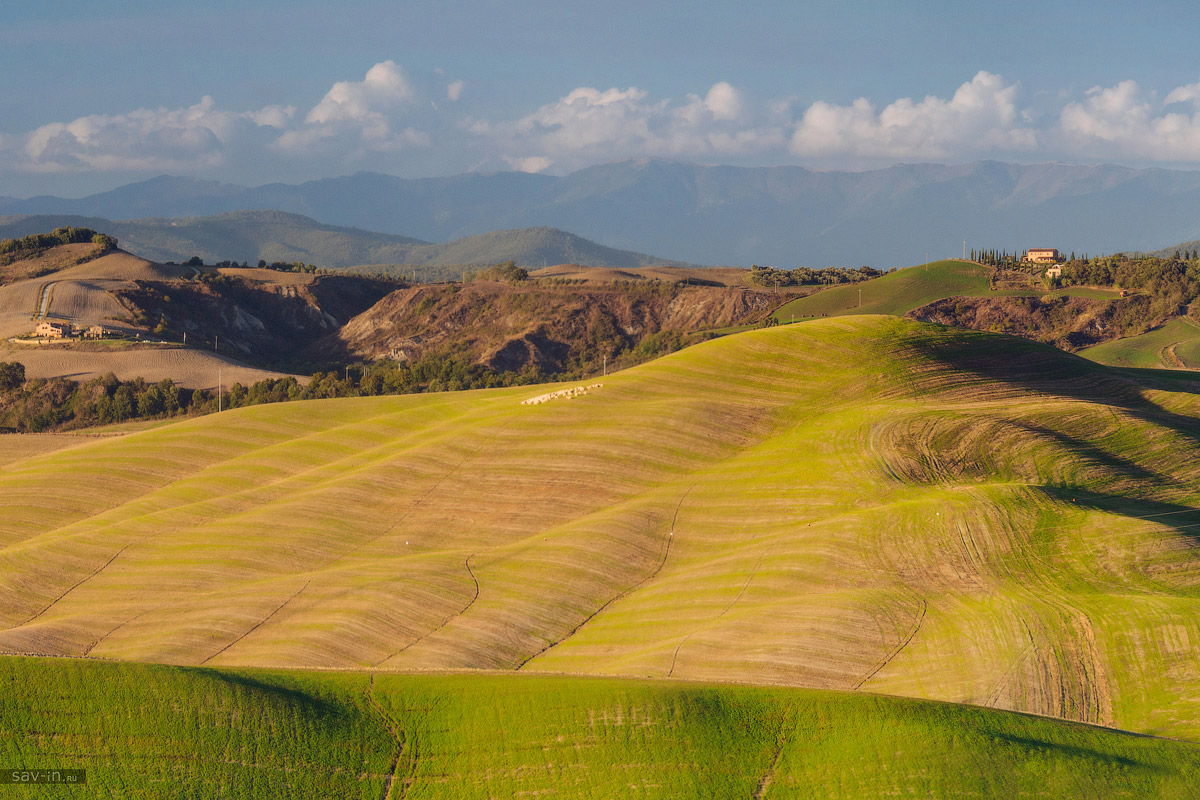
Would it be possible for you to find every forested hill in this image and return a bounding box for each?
[0,212,696,275]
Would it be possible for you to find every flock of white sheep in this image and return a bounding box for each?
[521,383,603,406]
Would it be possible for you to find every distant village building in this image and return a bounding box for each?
[1027,248,1059,264]
[35,321,70,339]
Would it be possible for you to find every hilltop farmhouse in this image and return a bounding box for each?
[34,321,69,339]
[1027,248,1059,264]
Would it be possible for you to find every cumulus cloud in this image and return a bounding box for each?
[19,63,1200,186]
[487,81,785,172]
[1164,80,1200,107]
[1,61,448,176]
[703,82,742,121]
[17,96,292,173]
[790,71,1037,160]
[272,60,435,155]
[1056,79,1200,162]
[305,60,415,125]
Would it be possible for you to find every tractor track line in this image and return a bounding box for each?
[14,544,132,629]
[516,485,694,670]
[853,596,927,691]
[80,608,153,657]
[668,538,777,678]
[201,580,309,665]
[374,554,478,667]
[366,675,410,800]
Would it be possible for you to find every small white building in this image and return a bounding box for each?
[1045,265,1063,279]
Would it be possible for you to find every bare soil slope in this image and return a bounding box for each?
[328,281,777,370]
[909,293,1156,350]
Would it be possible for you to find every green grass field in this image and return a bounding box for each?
[4,317,1200,744]
[772,260,993,320]
[1082,316,1200,369]
[6,655,1200,799]
[770,260,1119,322]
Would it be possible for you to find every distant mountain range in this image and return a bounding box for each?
[6,160,1200,267]
[0,211,694,273]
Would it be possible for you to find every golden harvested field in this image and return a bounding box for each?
[0,345,299,388]
[0,243,95,282]
[3,317,1200,741]
[0,245,305,387]
[0,278,49,338]
[0,249,186,339]
[42,279,134,330]
[52,250,188,282]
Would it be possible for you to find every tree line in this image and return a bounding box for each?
[747,264,887,288]
[0,227,118,266]
[0,353,550,433]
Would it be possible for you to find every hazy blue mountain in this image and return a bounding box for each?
[384,226,693,269]
[0,212,692,271]
[1145,237,1200,258]
[7,160,1200,267]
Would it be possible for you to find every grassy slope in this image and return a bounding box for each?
[4,319,1200,740]
[772,260,993,320]
[770,260,1118,321]
[1082,316,1200,369]
[6,656,1199,799]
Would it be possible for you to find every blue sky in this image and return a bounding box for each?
[5,1,1200,196]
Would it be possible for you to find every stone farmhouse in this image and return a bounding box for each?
[1027,248,1059,264]
[34,321,70,339]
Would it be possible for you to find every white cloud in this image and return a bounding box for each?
[507,155,552,173]
[21,64,1200,185]
[1165,80,1200,107]
[17,96,288,173]
[790,71,1037,160]
[306,60,415,125]
[485,81,784,172]
[1058,79,1200,161]
[704,82,742,121]
[274,60,434,155]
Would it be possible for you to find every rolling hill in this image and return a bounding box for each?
[7,656,1199,799]
[770,259,1123,323]
[771,260,996,320]
[0,212,697,273]
[1082,316,1200,369]
[0,242,400,387]
[4,317,1200,745]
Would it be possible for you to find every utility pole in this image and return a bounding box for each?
[963,241,966,260]
[858,287,862,308]
[218,368,222,413]
[214,335,218,352]
[925,252,929,271]
[603,354,607,376]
